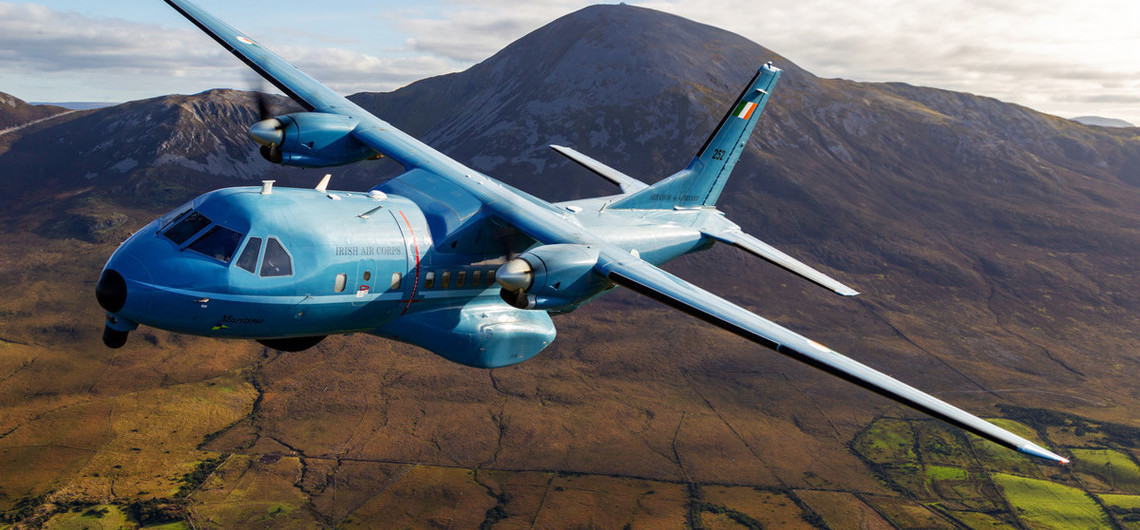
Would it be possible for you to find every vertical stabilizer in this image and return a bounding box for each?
[609,63,781,209]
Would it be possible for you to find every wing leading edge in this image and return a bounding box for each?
[595,253,1069,464]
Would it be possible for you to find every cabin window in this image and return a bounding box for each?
[236,237,262,272]
[424,271,435,289]
[472,270,481,286]
[260,237,293,277]
[187,226,244,263]
[486,270,496,286]
[334,273,347,293]
[164,211,212,244]
[363,270,371,281]
[390,272,402,290]
[440,271,451,289]
[456,271,466,288]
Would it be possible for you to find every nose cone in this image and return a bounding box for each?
[96,269,127,313]
[496,258,534,292]
[249,118,284,146]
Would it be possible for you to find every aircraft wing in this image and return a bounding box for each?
[594,252,1069,464]
[165,0,486,181]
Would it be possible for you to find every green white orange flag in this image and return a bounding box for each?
[733,100,758,120]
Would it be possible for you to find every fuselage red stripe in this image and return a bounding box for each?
[398,210,420,315]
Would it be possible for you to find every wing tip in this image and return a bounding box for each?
[1018,442,1069,465]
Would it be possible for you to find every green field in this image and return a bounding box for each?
[926,465,968,481]
[1102,494,1140,509]
[991,473,1110,528]
[1070,448,1140,493]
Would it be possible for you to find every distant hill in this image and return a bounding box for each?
[0,90,300,205]
[1071,115,1135,128]
[0,92,68,131]
[30,101,120,111]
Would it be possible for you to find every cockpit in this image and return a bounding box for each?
[157,207,292,277]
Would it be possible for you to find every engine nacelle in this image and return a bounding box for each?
[497,244,610,312]
[253,112,379,168]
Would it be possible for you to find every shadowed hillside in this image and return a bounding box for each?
[2,4,1140,528]
[0,92,68,132]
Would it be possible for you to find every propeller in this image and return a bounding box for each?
[248,77,284,163]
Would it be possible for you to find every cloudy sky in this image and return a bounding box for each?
[2,0,1138,124]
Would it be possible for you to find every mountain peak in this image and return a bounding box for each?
[479,4,806,86]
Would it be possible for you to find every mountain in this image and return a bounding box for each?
[1072,115,1136,128]
[0,90,302,209]
[0,92,68,131]
[3,4,1140,528]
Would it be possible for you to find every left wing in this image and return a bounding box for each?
[594,251,1069,464]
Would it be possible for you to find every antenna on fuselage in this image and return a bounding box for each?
[315,173,331,192]
[260,180,275,195]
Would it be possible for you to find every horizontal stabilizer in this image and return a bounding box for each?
[550,145,648,194]
[706,228,858,296]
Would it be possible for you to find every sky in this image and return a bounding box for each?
[1,0,1138,125]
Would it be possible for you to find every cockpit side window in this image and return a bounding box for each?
[164,211,212,245]
[236,237,262,273]
[260,237,293,277]
[187,226,244,263]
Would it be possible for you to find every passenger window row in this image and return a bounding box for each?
[422,269,496,290]
[331,268,498,295]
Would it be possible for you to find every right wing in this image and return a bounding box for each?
[594,251,1069,464]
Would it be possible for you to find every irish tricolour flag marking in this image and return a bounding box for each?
[733,101,757,120]
[237,36,255,45]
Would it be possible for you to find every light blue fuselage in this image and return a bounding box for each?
[102,176,713,367]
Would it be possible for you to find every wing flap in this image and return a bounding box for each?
[597,254,1067,464]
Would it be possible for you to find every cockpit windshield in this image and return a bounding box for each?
[187,226,245,263]
[163,211,212,245]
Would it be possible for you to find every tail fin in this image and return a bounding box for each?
[609,63,781,210]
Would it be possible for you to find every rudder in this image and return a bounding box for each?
[609,63,781,209]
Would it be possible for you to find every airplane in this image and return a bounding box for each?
[95,0,1069,465]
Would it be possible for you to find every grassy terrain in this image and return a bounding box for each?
[991,473,1110,528]
[1070,448,1140,493]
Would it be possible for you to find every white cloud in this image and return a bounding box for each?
[0,2,465,100]
[397,0,591,62]
[3,0,1139,124]
[635,0,1140,123]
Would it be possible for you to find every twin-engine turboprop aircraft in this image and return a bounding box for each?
[95,0,1069,464]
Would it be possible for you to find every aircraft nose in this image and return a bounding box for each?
[96,269,128,313]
